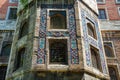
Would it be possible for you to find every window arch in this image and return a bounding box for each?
[108,67,118,80]
[1,44,12,56]
[104,45,114,57]
[19,21,28,39]
[87,23,97,39]
[50,11,66,29]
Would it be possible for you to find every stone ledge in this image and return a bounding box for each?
[99,20,120,30]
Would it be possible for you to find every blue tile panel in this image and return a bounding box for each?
[37,5,79,64]
[37,9,47,64]
[81,9,107,74]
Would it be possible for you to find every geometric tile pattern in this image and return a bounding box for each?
[37,5,79,64]
[81,9,107,74]
[37,8,47,64]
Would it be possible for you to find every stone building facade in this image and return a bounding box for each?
[0,0,119,80]
[97,0,120,79]
[5,0,110,80]
[0,0,18,80]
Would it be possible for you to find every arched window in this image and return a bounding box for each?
[104,45,114,57]
[16,48,25,69]
[90,46,101,70]
[19,22,28,39]
[108,67,118,80]
[87,23,97,39]
[1,44,11,56]
[49,39,67,64]
[50,11,66,29]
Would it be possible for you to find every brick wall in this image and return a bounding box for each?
[97,0,120,20]
[102,31,120,66]
[102,31,120,62]
[0,0,18,19]
[102,31,120,78]
[114,38,120,68]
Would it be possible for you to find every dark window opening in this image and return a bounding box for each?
[8,8,17,20]
[90,46,101,70]
[49,39,68,64]
[0,42,12,56]
[98,9,107,19]
[19,22,28,39]
[108,67,118,80]
[50,11,67,29]
[97,0,104,3]
[14,48,25,70]
[0,66,7,80]
[104,42,114,57]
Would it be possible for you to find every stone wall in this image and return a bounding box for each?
[6,0,110,80]
[6,1,36,79]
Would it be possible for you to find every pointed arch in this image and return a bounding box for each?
[87,22,97,39]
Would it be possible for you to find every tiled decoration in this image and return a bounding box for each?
[37,5,79,64]
[81,9,107,74]
[37,9,47,64]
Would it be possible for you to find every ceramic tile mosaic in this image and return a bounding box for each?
[81,9,107,74]
[37,5,79,64]
[37,9,47,64]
